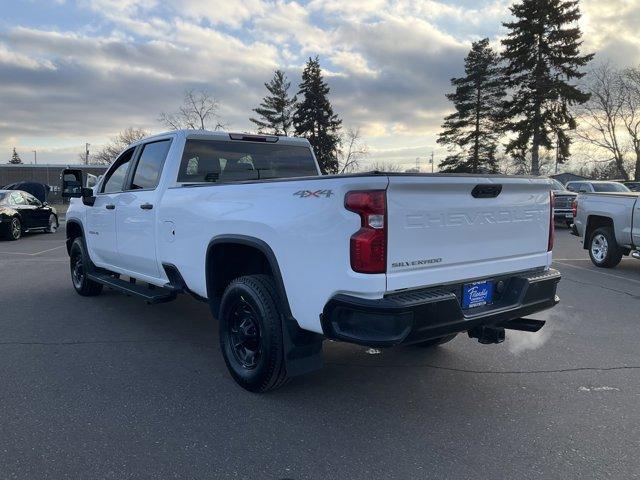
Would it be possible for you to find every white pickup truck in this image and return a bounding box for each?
[573,191,640,267]
[63,130,561,392]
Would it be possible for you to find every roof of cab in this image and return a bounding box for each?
[129,129,311,148]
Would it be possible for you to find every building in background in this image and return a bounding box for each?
[0,164,107,204]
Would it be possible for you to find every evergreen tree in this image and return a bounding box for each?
[293,56,342,174]
[250,70,296,136]
[501,0,593,175]
[9,147,22,164]
[437,38,504,173]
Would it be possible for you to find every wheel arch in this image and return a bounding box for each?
[205,235,292,317]
[584,215,614,249]
[65,219,85,254]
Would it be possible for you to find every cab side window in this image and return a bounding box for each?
[9,192,25,205]
[129,140,171,190]
[102,148,135,194]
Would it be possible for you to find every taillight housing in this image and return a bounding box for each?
[345,190,387,273]
[548,191,555,251]
[571,198,578,218]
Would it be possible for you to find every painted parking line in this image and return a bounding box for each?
[0,245,65,256]
[554,260,640,285]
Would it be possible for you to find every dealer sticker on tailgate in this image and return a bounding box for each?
[462,280,494,309]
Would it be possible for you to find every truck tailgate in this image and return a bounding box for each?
[386,176,552,291]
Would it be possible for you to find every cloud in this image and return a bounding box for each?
[0,42,55,71]
[580,0,640,65]
[0,0,638,165]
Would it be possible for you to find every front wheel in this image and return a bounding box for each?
[219,274,289,392]
[589,227,623,268]
[8,217,21,241]
[69,238,103,296]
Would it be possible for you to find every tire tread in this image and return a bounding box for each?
[220,274,289,392]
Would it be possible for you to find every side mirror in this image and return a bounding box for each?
[61,169,84,198]
[81,187,96,206]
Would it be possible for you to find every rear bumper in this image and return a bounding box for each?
[321,269,561,347]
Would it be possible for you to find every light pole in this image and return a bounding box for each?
[430,152,434,173]
[33,150,37,165]
[85,143,90,165]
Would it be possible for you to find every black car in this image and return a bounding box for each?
[0,190,58,240]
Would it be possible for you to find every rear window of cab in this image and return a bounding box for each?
[177,139,318,183]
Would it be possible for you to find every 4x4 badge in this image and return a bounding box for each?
[293,189,334,198]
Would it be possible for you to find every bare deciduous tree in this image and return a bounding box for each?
[366,161,403,172]
[575,64,630,180]
[89,127,149,165]
[159,90,226,131]
[337,128,368,174]
[620,67,640,179]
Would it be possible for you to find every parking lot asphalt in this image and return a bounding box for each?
[1,225,639,480]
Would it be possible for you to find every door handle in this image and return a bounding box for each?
[106,204,115,210]
[140,203,153,210]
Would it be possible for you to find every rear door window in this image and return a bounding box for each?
[129,140,171,190]
[22,192,42,206]
[177,139,318,183]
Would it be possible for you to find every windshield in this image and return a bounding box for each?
[592,182,631,192]
[0,192,8,204]
[177,139,319,183]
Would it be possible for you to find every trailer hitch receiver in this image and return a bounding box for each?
[468,326,505,344]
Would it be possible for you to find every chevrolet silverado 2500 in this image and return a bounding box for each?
[573,191,640,267]
[62,130,561,392]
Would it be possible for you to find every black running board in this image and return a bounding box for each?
[87,272,177,304]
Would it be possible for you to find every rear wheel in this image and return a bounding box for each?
[8,217,21,241]
[412,334,457,348]
[589,227,623,268]
[219,274,289,392]
[69,238,103,296]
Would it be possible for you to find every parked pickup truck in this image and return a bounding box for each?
[573,191,640,268]
[62,130,561,392]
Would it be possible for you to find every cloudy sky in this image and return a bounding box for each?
[1,0,639,168]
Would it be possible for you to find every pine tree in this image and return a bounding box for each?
[501,0,593,175]
[9,147,22,164]
[294,56,342,174]
[437,38,504,173]
[250,70,296,136]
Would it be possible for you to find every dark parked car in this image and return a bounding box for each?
[623,181,640,192]
[0,190,58,240]
[550,179,577,227]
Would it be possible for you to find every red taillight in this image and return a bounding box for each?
[571,198,578,218]
[345,190,387,273]
[548,191,555,251]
